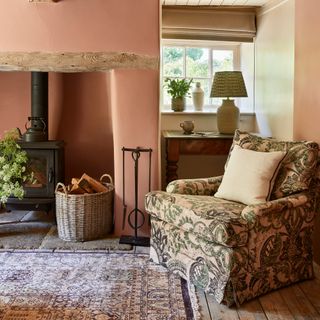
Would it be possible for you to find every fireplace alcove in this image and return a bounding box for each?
[0,52,159,237]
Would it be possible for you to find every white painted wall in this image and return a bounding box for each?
[240,43,255,113]
[255,0,295,140]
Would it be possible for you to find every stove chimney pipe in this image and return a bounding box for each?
[23,72,48,142]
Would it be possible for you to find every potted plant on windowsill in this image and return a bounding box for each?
[164,78,193,112]
[0,128,35,206]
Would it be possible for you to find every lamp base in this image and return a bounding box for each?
[217,99,239,134]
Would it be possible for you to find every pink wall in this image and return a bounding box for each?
[0,0,158,56]
[0,72,64,139]
[0,1,160,237]
[0,72,114,182]
[110,70,159,236]
[294,0,320,264]
[53,73,114,181]
[0,73,30,134]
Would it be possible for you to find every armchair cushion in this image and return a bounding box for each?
[215,145,286,205]
[229,130,319,199]
[145,191,248,247]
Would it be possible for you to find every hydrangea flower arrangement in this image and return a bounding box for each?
[0,129,35,204]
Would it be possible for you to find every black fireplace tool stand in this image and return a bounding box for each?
[119,147,152,247]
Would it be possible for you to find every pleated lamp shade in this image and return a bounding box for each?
[210,71,247,134]
[210,71,248,98]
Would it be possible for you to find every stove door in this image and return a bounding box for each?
[23,149,55,198]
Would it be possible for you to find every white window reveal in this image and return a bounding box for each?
[161,40,254,113]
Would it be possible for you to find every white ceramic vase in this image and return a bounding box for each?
[192,82,204,111]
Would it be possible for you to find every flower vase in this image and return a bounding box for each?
[192,82,204,111]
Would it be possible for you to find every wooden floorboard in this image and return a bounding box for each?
[237,299,267,320]
[298,278,320,315]
[206,293,239,320]
[198,276,320,320]
[252,291,294,320]
[278,285,320,320]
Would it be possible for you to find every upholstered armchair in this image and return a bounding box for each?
[145,130,319,306]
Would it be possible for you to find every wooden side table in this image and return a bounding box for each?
[163,130,234,185]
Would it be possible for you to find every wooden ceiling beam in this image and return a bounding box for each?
[0,52,159,72]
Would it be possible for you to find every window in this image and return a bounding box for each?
[161,40,254,113]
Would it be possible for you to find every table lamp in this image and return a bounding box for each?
[210,71,247,134]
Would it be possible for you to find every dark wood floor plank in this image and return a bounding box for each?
[237,299,268,320]
[299,278,320,314]
[196,290,212,320]
[192,278,320,320]
[259,290,294,320]
[206,293,239,320]
[279,284,320,319]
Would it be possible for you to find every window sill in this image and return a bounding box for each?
[161,110,255,116]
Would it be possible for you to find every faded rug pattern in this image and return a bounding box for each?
[0,252,198,320]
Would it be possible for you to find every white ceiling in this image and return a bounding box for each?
[162,0,271,6]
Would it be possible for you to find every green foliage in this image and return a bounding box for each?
[212,52,233,71]
[186,48,204,61]
[164,65,183,77]
[163,47,183,62]
[163,47,184,77]
[163,78,193,99]
[0,129,35,204]
[186,57,209,78]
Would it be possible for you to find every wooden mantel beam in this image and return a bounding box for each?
[0,52,159,72]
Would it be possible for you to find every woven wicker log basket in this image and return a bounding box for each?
[55,174,114,242]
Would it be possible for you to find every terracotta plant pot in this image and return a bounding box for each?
[171,97,185,112]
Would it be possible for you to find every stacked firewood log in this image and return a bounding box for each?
[66,173,109,194]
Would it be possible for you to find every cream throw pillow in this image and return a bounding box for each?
[215,145,286,205]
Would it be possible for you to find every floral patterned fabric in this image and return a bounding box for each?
[148,190,316,306]
[166,176,223,196]
[149,218,244,305]
[146,191,248,247]
[146,134,319,306]
[229,130,319,199]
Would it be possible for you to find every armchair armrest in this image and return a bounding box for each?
[166,176,223,195]
[240,191,316,276]
[241,191,313,228]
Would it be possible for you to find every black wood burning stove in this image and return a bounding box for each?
[6,72,64,213]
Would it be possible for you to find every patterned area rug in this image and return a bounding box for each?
[0,252,199,319]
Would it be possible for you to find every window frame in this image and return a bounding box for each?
[161,39,241,112]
